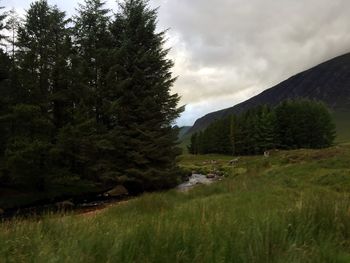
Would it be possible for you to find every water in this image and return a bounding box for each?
[1,175,221,219]
[177,174,217,191]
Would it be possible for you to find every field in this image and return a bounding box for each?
[1,145,350,262]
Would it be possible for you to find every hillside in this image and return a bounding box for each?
[178,126,191,139]
[188,53,350,135]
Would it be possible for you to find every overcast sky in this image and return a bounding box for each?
[3,0,350,126]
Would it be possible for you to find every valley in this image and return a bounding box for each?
[1,144,350,262]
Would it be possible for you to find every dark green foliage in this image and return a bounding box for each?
[0,0,72,190]
[0,0,183,195]
[189,100,336,155]
[275,100,336,149]
[107,0,184,192]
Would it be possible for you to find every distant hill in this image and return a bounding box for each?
[178,126,191,139]
[187,53,350,137]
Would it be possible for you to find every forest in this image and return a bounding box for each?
[0,0,183,194]
[188,100,336,155]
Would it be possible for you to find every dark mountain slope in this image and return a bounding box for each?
[178,126,191,139]
[188,53,350,134]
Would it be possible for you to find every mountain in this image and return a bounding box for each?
[187,53,350,136]
[178,126,191,139]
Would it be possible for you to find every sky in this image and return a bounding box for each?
[3,0,350,126]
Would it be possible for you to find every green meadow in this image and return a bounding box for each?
[1,145,350,262]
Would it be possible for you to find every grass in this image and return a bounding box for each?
[1,145,350,262]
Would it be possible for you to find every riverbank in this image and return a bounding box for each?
[1,145,350,262]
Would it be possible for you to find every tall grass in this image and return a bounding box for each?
[1,145,350,262]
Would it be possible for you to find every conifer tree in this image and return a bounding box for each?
[3,0,71,190]
[0,2,6,45]
[67,0,117,182]
[0,3,9,173]
[73,0,111,125]
[229,115,236,155]
[256,105,276,152]
[108,0,184,192]
[188,133,198,154]
[191,100,335,156]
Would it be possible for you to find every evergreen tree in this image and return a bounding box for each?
[6,9,19,60]
[73,0,111,125]
[229,115,236,155]
[256,105,276,152]
[188,133,198,154]
[3,0,72,190]
[0,2,9,184]
[275,100,335,149]
[0,2,6,46]
[192,100,335,156]
[108,0,184,192]
[68,0,117,183]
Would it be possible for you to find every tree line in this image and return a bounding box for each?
[188,100,336,155]
[0,0,183,193]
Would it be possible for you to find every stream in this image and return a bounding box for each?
[0,174,221,220]
[177,174,219,191]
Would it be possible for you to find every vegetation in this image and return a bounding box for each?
[1,145,350,262]
[334,111,350,143]
[0,0,183,197]
[189,100,336,155]
[0,1,348,261]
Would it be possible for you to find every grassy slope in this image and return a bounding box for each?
[1,145,350,262]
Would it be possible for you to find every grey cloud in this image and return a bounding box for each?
[4,0,350,126]
[151,0,350,125]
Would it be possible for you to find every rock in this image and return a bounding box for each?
[216,171,224,177]
[206,173,216,179]
[56,200,74,210]
[229,158,240,165]
[264,151,270,158]
[105,185,129,197]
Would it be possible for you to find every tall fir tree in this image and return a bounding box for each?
[73,0,111,125]
[0,1,6,45]
[0,2,9,184]
[67,0,117,182]
[3,0,72,190]
[108,0,184,192]
[188,133,198,154]
[190,100,335,156]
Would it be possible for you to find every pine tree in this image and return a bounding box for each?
[73,0,111,125]
[275,100,335,149]
[67,0,118,182]
[188,133,198,154]
[3,0,71,190]
[108,0,184,192]
[229,115,236,155]
[0,2,9,179]
[0,2,6,46]
[257,105,276,152]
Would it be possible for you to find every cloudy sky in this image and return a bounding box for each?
[3,0,350,126]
